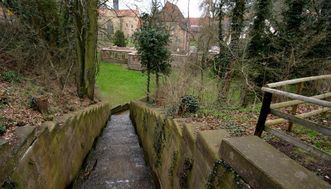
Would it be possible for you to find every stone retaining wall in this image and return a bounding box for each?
[130,101,330,189]
[0,102,110,189]
[100,48,133,64]
[130,101,250,189]
[100,48,194,71]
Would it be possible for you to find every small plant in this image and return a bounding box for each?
[28,96,38,110]
[179,158,193,189]
[220,122,246,137]
[153,120,166,168]
[113,30,126,47]
[0,125,6,134]
[0,71,21,83]
[178,95,199,115]
[168,151,178,177]
[0,116,6,134]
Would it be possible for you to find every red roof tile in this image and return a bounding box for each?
[188,18,202,26]
[98,8,139,17]
[114,9,139,17]
[159,2,184,22]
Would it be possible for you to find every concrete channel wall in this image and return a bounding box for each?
[0,102,110,189]
[130,101,330,189]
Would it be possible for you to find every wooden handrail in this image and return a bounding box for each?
[266,75,331,88]
[262,87,331,108]
[266,107,330,126]
[270,109,331,136]
[255,76,331,161]
[271,92,331,109]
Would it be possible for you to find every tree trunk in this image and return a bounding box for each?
[199,54,205,100]
[222,0,245,101]
[85,0,98,100]
[74,0,86,98]
[155,72,160,103]
[73,0,97,100]
[146,68,151,102]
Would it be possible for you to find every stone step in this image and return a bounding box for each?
[220,136,330,189]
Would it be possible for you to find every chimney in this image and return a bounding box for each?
[113,0,119,10]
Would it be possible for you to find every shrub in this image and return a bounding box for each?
[0,71,21,82]
[113,30,126,47]
[178,95,199,115]
[0,125,5,135]
[0,116,5,134]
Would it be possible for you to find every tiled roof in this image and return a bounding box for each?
[158,1,184,22]
[114,9,139,17]
[98,8,139,17]
[188,18,202,26]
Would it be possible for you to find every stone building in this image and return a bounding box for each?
[157,2,189,53]
[98,8,140,47]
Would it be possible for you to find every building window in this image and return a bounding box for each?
[106,21,113,34]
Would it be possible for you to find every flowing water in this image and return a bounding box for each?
[72,111,155,189]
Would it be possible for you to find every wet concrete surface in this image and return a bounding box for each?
[72,111,155,189]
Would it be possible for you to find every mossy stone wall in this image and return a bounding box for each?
[2,103,110,189]
[130,101,247,189]
[130,101,330,189]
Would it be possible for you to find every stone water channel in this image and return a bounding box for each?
[71,111,156,189]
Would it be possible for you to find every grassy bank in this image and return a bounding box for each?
[96,63,150,106]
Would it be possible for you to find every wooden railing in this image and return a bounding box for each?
[254,75,331,162]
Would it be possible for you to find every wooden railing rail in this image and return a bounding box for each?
[266,75,331,88]
[254,75,331,162]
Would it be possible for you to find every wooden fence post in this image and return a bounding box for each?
[288,82,304,132]
[254,92,273,137]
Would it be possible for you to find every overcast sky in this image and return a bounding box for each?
[118,0,204,18]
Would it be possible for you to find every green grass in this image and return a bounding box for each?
[96,62,150,106]
[293,124,331,153]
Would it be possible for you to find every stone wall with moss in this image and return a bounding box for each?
[1,102,110,189]
[130,101,330,189]
[130,101,249,189]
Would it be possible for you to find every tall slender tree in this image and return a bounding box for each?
[73,0,98,100]
[134,12,171,102]
[221,0,246,99]
[247,0,275,88]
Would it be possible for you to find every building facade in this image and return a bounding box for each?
[98,8,140,47]
[157,2,189,53]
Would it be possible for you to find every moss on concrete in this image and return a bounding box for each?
[130,101,247,189]
[220,136,330,189]
[4,103,110,189]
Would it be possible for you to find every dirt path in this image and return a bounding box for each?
[72,111,155,189]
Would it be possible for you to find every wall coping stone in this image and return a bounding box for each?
[196,129,229,165]
[182,123,196,153]
[220,136,330,189]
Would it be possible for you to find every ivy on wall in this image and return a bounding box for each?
[206,160,251,189]
[179,158,193,189]
[153,119,166,168]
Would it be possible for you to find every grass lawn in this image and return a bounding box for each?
[96,62,150,106]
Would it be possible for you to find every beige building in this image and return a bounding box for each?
[157,2,189,53]
[98,8,140,47]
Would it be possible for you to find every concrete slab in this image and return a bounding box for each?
[196,129,229,164]
[220,136,330,189]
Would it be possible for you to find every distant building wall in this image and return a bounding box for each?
[98,9,139,48]
[100,48,198,71]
